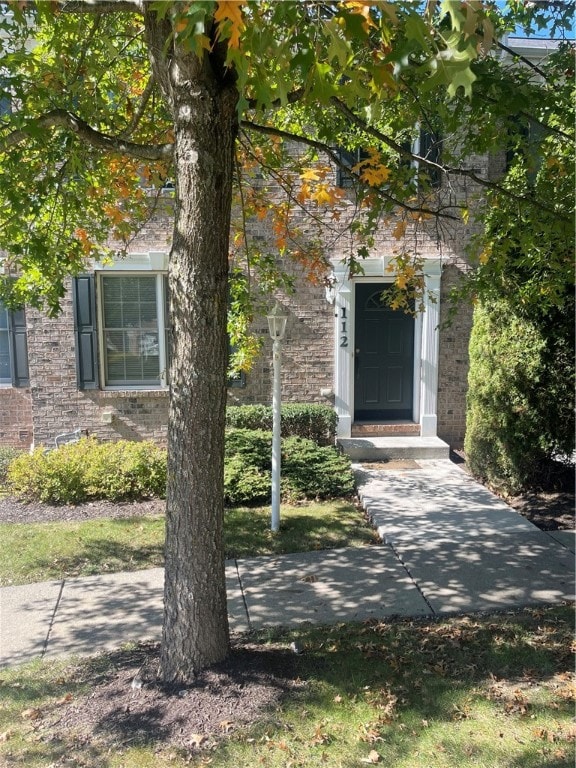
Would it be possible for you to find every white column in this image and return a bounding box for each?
[419,265,441,437]
[333,280,353,438]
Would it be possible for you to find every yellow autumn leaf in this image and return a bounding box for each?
[311,184,343,206]
[104,204,125,225]
[300,168,322,182]
[214,0,246,49]
[395,274,408,289]
[312,185,334,205]
[297,181,312,204]
[360,165,391,186]
[392,220,407,240]
[174,17,188,34]
[479,249,490,264]
[342,1,376,31]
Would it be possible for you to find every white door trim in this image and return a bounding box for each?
[332,258,442,438]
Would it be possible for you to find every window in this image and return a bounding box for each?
[417,128,443,188]
[100,274,169,388]
[73,272,244,391]
[0,78,11,118]
[0,300,29,387]
[402,128,443,189]
[336,147,370,188]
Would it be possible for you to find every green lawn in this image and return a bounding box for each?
[0,606,573,768]
[0,501,377,586]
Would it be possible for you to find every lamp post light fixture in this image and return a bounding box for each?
[267,302,288,532]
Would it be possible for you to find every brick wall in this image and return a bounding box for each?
[228,261,334,408]
[25,285,171,448]
[0,387,32,448]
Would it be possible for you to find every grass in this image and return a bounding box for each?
[0,501,376,586]
[0,606,573,767]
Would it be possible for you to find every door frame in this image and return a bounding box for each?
[331,258,441,438]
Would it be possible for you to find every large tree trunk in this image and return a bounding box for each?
[158,39,238,682]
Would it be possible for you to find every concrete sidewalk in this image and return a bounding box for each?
[1,460,574,668]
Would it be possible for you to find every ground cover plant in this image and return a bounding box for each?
[0,605,573,768]
[0,501,375,587]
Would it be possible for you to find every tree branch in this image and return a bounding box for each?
[496,40,548,79]
[329,96,571,221]
[0,109,173,160]
[59,1,143,14]
[121,75,156,138]
[241,120,460,221]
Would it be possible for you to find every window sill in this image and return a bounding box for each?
[95,389,169,400]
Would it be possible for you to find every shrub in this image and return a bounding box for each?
[7,438,167,504]
[282,436,355,501]
[224,428,354,505]
[226,403,337,445]
[0,446,22,486]
[465,298,575,496]
[7,429,353,506]
[224,429,272,505]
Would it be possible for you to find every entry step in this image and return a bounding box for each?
[351,422,421,437]
[338,436,450,461]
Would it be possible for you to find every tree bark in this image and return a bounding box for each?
[158,35,238,682]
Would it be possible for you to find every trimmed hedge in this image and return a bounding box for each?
[465,298,575,495]
[225,403,337,446]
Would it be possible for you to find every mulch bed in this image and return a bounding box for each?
[0,495,166,524]
[29,640,304,757]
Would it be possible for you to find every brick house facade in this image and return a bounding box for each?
[0,189,477,450]
[0,36,556,453]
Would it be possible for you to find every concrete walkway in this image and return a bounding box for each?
[1,460,574,668]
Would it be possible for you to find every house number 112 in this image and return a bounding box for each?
[340,306,348,348]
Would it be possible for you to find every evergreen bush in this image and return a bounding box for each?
[224,427,354,506]
[281,435,356,501]
[465,298,575,495]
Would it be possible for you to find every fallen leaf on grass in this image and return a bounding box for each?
[0,731,12,742]
[21,708,42,720]
[187,733,208,748]
[311,724,331,745]
[360,749,381,764]
[219,720,234,733]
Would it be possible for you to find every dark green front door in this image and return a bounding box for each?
[354,283,415,421]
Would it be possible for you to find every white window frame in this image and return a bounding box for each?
[95,257,170,391]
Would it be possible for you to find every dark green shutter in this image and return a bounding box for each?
[419,129,442,187]
[8,308,29,387]
[72,275,99,390]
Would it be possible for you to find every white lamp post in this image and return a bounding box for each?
[267,302,288,532]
